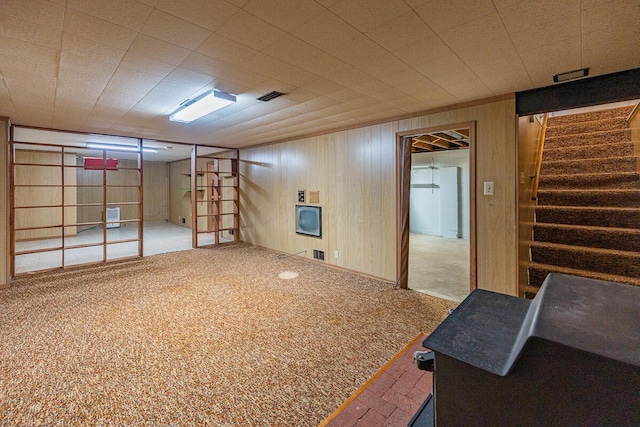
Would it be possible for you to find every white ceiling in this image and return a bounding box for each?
[1,0,639,149]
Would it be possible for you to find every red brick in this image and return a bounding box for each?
[413,371,433,393]
[355,389,397,417]
[367,372,398,397]
[327,409,359,427]
[382,387,423,415]
[384,363,406,379]
[391,370,423,395]
[355,409,386,427]
[384,407,413,427]
[343,397,369,420]
[405,387,431,405]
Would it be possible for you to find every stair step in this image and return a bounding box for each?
[545,117,630,138]
[546,106,634,127]
[529,242,640,278]
[526,262,640,296]
[533,223,640,252]
[543,140,634,162]
[544,128,631,149]
[540,156,638,175]
[535,206,640,229]
[538,172,640,189]
[537,189,640,207]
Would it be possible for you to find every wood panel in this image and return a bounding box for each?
[142,161,168,221]
[240,121,399,282]
[630,105,640,170]
[517,115,543,296]
[0,118,9,287]
[14,150,77,240]
[240,97,518,294]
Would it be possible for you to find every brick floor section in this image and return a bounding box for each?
[321,334,432,427]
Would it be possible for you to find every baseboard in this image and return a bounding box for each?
[247,242,395,285]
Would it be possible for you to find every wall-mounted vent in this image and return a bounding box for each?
[257,91,285,102]
[313,249,325,261]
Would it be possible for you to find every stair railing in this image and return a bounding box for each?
[531,113,549,201]
[626,101,640,124]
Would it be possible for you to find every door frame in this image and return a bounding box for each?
[395,121,477,292]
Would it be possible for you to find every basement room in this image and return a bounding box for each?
[1,0,639,426]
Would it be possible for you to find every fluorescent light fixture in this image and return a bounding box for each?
[86,143,158,153]
[169,90,236,123]
[553,68,589,83]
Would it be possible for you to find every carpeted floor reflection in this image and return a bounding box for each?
[0,244,455,426]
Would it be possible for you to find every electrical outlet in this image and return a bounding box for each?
[334,250,339,259]
[483,181,494,196]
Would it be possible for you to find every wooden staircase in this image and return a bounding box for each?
[525,106,640,298]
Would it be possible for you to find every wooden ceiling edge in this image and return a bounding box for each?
[238,93,515,152]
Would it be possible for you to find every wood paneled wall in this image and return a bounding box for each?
[240,122,399,281]
[0,118,8,287]
[14,150,77,240]
[240,97,518,294]
[142,161,168,221]
[517,116,543,295]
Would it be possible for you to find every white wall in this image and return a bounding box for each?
[410,150,470,239]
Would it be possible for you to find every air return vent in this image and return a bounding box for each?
[313,249,325,261]
[257,91,285,102]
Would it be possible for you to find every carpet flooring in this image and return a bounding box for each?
[527,105,640,297]
[0,244,456,426]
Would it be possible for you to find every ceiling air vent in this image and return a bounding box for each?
[257,91,285,102]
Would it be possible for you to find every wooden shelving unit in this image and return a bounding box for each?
[208,158,239,244]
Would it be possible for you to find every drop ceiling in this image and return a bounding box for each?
[1,0,639,149]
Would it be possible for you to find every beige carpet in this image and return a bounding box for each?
[0,244,455,426]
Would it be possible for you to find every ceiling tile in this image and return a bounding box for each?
[412,54,469,79]
[128,34,192,66]
[328,33,387,67]
[241,53,318,87]
[519,37,582,86]
[67,0,153,31]
[59,51,118,80]
[61,33,126,65]
[457,37,518,69]
[196,33,259,65]
[394,35,454,68]
[164,67,214,87]
[364,10,436,52]
[581,1,640,35]
[329,0,412,33]
[104,67,165,98]
[0,0,65,29]
[439,11,511,52]
[291,9,361,52]
[508,18,580,54]
[140,9,212,50]
[414,0,498,34]
[2,69,57,99]
[63,8,137,50]
[243,0,326,32]
[179,52,258,87]
[119,53,175,78]
[499,0,580,33]
[0,35,59,66]
[0,13,62,50]
[261,35,323,66]
[215,9,287,51]
[155,0,239,32]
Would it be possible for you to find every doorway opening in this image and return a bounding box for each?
[396,122,477,301]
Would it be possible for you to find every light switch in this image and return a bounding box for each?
[484,181,494,196]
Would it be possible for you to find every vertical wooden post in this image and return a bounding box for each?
[0,118,10,287]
